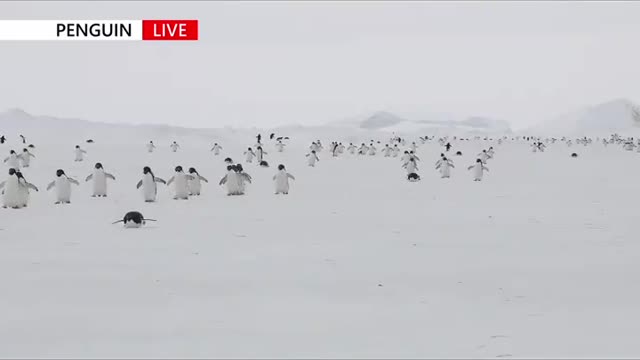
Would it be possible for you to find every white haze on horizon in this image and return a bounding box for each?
[0,1,639,130]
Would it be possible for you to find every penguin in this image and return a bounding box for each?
[306,150,319,167]
[74,145,87,162]
[445,142,452,152]
[15,171,38,208]
[46,169,80,204]
[166,166,195,200]
[347,143,357,154]
[147,141,156,153]
[478,150,489,163]
[219,165,240,196]
[0,168,21,209]
[244,147,256,163]
[256,146,267,163]
[407,172,421,182]
[187,167,209,196]
[170,141,180,152]
[19,148,35,168]
[358,143,369,155]
[259,160,269,167]
[382,145,393,157]
[435,156,455,178]
[467,159,489,181]
[85,162,116,197]
[136,166,167,202]
[571,153,578,158]
[409,151,420,162]
[3,150,21,170]
[112,211,157,228]
[235,164,252,194]
[270,133,275,140]
[273,164,295,195]
[211,143,223,155]
[224,157,234,164]
[275,141,285,152]
[86,139,94,143]
[402,157,418,174]
[392,144,400,157]
[455,151,463,156]
[368,143,377,156]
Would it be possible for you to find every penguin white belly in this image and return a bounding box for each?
[274,172,290,193]
[142,174,157,201]
[440,164,451,178]
[406,162,417,174]
[226,172,240,194]
[173,174,189,199]
[56,177,72,202]
[473,165,484,180]
[75,150,84,161]
[307,156,317,166]
[20,155,31,167]
[147,145,154,153]
[2,177,21,208]
[246,153,254,162]
[93,170,108,196]
[214,148,221,155]
[189,177,202,195]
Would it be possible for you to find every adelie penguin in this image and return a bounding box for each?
[407,172,421,182]
[3,150,21,170]
[74,145,87,162]
[166,166,194,200]
[467,159,489,181]
[435,156,455,178]
[147,141,156,153]
[211,143,223,155]
[136,166,167,202]
[306,150,319,167]
[259,160,269,168]
[273,164,295,195]
[224,157,234,164]
[571,153,578,158]
[255,146,267,163]
[187,167,209,196]
[244,147,256,163]
[19,148,35,168]
[85,162,116,197]
[0,168,37,209]
[170,141,180,152]
[112,211,157,229]
[46,169,80,204]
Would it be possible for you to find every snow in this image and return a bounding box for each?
[1,128,640,358]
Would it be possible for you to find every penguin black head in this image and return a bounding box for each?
[442,157,448,161]
[143,166,152,174]
[404,151,408,154]
[311,150,316,154]
[226,165,233,171]
[113,211,157,228]
[94,162,103,169]
[456,151,463,156]
[188,167,197,174]
[75,145,80,149]
[224,157,233,163]
[175,166,183,172]
[28,144,35,148]
[8,168,16,176]
[56,169,65,177]
[9,150,15,154]
[257,146,262,150]
[236,164,244,172]
[410,151,414,154]
[22,148,28,152]
[248,147,252,150]
[476,159,482,163]
[571,153,578,158]
[278,164,285,171]
[259,160,269,167]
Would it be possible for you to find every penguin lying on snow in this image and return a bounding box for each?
[456,151,463,156]
[571,153,578,158]
[112,211,156,228]
[407,173,421,182]
[259,160,269,167]
[224,157,234,164]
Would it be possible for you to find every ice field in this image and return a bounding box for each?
[1,129,640,358]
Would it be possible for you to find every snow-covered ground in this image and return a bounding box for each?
[1,131,639,358]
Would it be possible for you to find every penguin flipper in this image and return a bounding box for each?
[199,176,209,183]
[46,181,56,191]
[69,178,80,186]
[27,183,38,192]
[85,174,93,182]
[155,178,167,185]
[112,220,125,224]
[288,174,295,180]
[219,175,227,185]
[166,176,175,186]
[0,181,4,189]
[106,173,116,181]
[136,180,143,189]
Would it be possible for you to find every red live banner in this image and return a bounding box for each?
[142,20,198,41]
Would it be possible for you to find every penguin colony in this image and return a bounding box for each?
[0,134,621,211]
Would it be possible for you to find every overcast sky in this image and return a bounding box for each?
[1,1,639,129]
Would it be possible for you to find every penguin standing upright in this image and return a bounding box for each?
[256,146,267,163]
[19,148,35,168]
[170,141,180,152]
[306,150,319,167]
[235,164,252,194]
[85,162,116,197]
[403,157,418,174]
[3,150,21,170]
[136,166,167,202]
[187,167,209,196]
[275,141,285,152]
[0,168,21,208]
[273,164,295,195]
[435,156,454,178]
[219,165,240,196]
[74,145,87,162]
[46,169,80,204]
[368,144,377,156]
[147,141,156,153]
[244,147,256,163]
[467,159,489,181]
[211,143,223,155]
[15,171,38,208]
[166,166,194,200]
[347,143,357,154]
